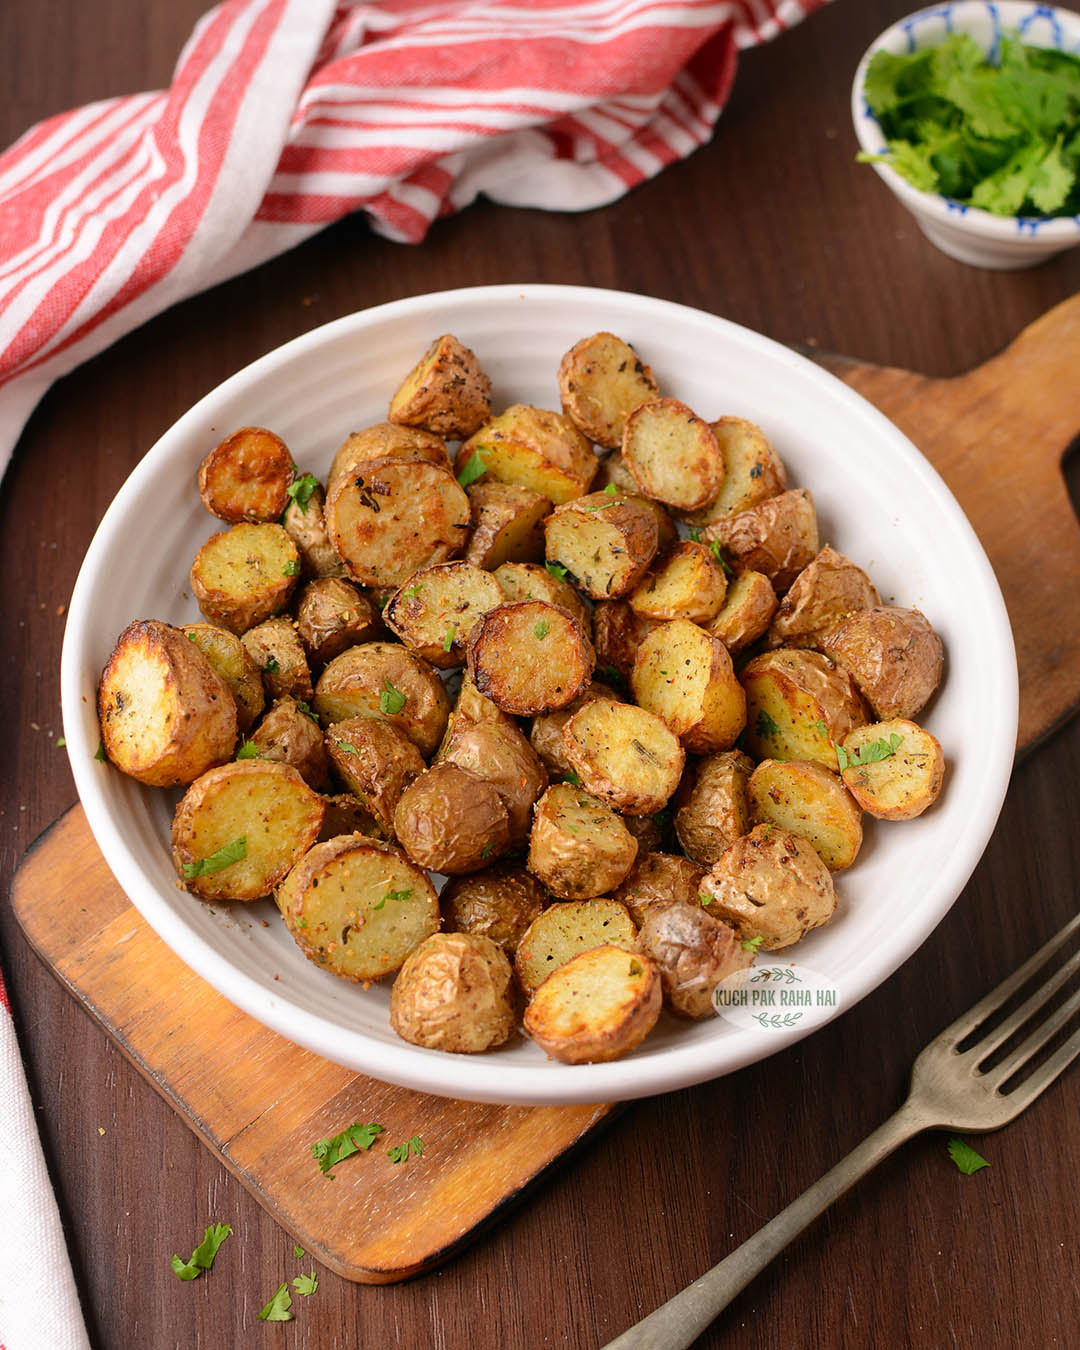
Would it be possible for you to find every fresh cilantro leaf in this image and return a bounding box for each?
[182,837,246,878]
[371,895,387,911]
[564,771,581,787]
[310,1121,385,1177]
[94,738,107,762]
[336,740,358,756]
[480,843,495,859]
[699,891,711,908]
[603,482,618,496]
[285,472,320,513]
[387,1135,425,1164]
[456,447,489,488]
[545,562,569,582]
[236,739,260,760]
[709,540,733,576]
[56,736,66,748]
[263,655,280,674]
[293,1272,318,1297]
[282,559,301,576]
[839,733,905,771]
[402,585,421,599]
[583,498,616,511]
[687,526,702,542]
[379,679,406,716]
[742,935,765,953]
[947,1137,990,1175]
[258,1282,293,1322]
[384,888,413,902]
[836,744,850,772]
[755,709,780,738]
[443,624,458,652]
[814,719,829,741]
[293,1245,305,1259]
[170,1223,232,1281]
[533,620,551,641]
[295,700,320,724]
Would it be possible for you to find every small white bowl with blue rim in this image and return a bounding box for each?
[852,2,1080,269]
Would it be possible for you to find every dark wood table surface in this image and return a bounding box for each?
[3,3,1079,1347]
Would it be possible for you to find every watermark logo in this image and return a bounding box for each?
[713,963,841,1032]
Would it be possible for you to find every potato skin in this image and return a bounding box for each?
[325,715,425,835]
[313,642,451,757]
[248,696,330,790]
[740,648,868,768]
[439,707,548,844]
[523,945,662,1064]
[182,622,265,734]
[562,699,685,815]
[241,617,313,704]
[700,823,837,951]
[557,331,660,449]
[543,492,660,600]
[748,758,863,871]
[529,679,624,779]
[393,762,511,875]
[704,488,819,594]
[766,545,879,649]
[611,852,707,928]
[705,570,778,654]
[99,619,237,787]
[673,750,755,867]
[441,863,548,956]
[190,522,301,634]
[328,422,450,488]
[197,426,294,524]
[818,606,944,721]
[282,483,346,580]
[638,902,752,1019]
[839,718,945,820]
[527,783,638,900]
[390,933,516,1054]
[296,578,379,666]
[384,560,504,668]
[467,600,595,716]
[388,334,492,439]
[465,481,551,570]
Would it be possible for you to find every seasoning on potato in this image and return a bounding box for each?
[527,783,638,900]
[747,758,863,871]
[703,487,819,594]
[384,560,504,668]
[189,522,301,634]
[394,761,511,875]
[543,491,660,600]
[818,606,944,721]
[557,331,660,449]
[313,641,451,757]
[249,696,330,791]
[740,647,868,768]
[622,398,724,511]
[837,718,945,820]
[561,698,684,815]
[673,750,755,867]
[455,403,597,505]
[678,416,787,527]
[611,852,707,928]
[467,600,594,715]
[181,621,265,735]
[766,544,879,649]
[523,945,662,1064]
[630,618,746,755]
[387,334,492,440]
[325,715,425,835]
[441,863,548,957]
[197,426,295,524]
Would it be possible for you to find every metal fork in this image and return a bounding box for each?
[603,911,1080,1350]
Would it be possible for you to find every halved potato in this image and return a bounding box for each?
[388,334,492,439]
[248,696,330,790]
[766,545,880,649]
[673,750,755,867]
[277,833,439,981]
[543,491,659,600]
[562,699,684,815]
[818,606,944,721]
[313,642,451,757]
[467,600,594,715]
[638,902,752,1019]
[182,622,265,733]
[296,577,380,666]
[747,758,863,870]
[628,540,728,623]
[384,561,504,668]
[523,945,661,1064]
[527,783,638,900]
[197,426,294,524]
[439,709,548,844]
[703,488,819,594]
[557,332,660,449]
[740,647,868,768]
[679,417,787,527]
[514,899,639,998]
[493,561,593,636]
[393,762,511,874]
[838,718,945,820]
[455,404,597,505]
[630,619,746,754]
[611,852,707,928]
[441,863,548,956]
[240,617,313,703]
[705,570,778,654]
[327,423,450,488]
[390,932,516,1053]
[190,522,300,634]
[324,715,425,835]
[465,481,552,570]
[592,600,659,686]
[529,679,623,779]
[622,398,724,511]
[172,760,324,901]
[282,483,346,580]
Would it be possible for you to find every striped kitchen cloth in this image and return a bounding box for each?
[0,0,826,474]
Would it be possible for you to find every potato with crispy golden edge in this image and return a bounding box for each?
[704,489,819,595]
[622,398,724,511]
[818,605,944,722]
[190,522,301,634]
[313,642,451,757]
[277,834,439,983]
[390,932,516,1053]
[766,545,880,650]
[384,561,504,668]
[704,570,778,654]
[317,792,386,842]
[493,561,593,637]
[611,852,707,928]
[748,759,863,871]
[98,620,238,787]
[630,619,747,755]
[456,404,597,505]
[326,456,470,590]
[388,334,493,439]
[514,899,639,998]
[182,622,265,733]
[740,647,868,768]
[679,417,787,527]
[241,617,313,703]
[524,945,661,1064]
[557,331,660,449]
[543,491,659,600]
[247,696,329,790]
[673,750,755,867]
[467,600,594,716]
[527,783,638,900]
[394,761,511,875]
[464,481,551,570]
[839,719,945,820]
[295,577,379,667]
[562,699,684,816]
[325,715,425,835]
[700,823,837,951]
[638,903,753,1019]
[529,679,623,778]
[197,426,294,524]
[172,760,324,901]
[327,422,450,488]
[439,709,548,845]
[592,600,659,685]
[629,540,728,624]
[283,483,347,580]
[441,863,548,957]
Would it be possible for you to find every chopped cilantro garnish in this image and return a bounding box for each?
[292,1271,318,1297]
[545,562,569,582]
[94,738,107,762]
[583,498,616,511]
[814,719,829,741]
[603,482,618,496]
[258,1282,293,1322]
[443,624,458,652]
[533,620,551,640]
[837,732,903,771]
[947,1137,990,1175]
[282,558,301,576]
[293,1245,305,1260]
[263,655,280,674]
[236,739,261,760]
[709,540,733,576]
[171,1223,231,1281]
[285,472,320,513]
[335,740,359,756]
[456,447,489,488]
[295,700,320,724]
[755,709,780,738]
[379,679,406,715]
[385,888,413,902]
[387,1135,424,1164]
[699,891,711,908]
[182,837,246,878]
[687,526,702,542]
[564,771,581,787]
[480,843,495,859]
[311,1121,385,1177]
[56,736,66,748]
[402,584,421,599]
[742,935,765,953]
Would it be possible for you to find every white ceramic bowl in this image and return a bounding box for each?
[852,2,1080,269]
[61,285,1017,1105]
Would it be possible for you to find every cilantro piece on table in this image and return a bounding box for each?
[170,1223,232,1281]
[293,1245,305,1260]
[311,1121,385,1177]
[292,1271,319,1297]
[258,1282,293,1321]
[387,1135,425,1164]
[182,837,246,878]
[947,1137,990,1175]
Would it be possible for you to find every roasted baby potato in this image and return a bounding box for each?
[679,417,787,527]
[704,570,778,654]
[190,522,301,634]
[282,482,346,580]
[313,642,451,757]
[327,422,450,487]
[182,622,265,733]
[467,600,594,715]
[465,481,551,570]
[543,491,660,600]
[622,398,724,511]
[388,334,492,439]
[393,762,511,874]
[277,833,439,981]
[325,715,425,835]
[630,619,747,754]
[562,699,684,815]
[494,561,593,636]
[295,577,379,666]
[523,945,661,1064]
[197,426,294,524]
[384,561,504,668]
[592,600,659,685]
[740,647,868,768]
[767,545,880,649]
[748,758,863,870]
[172,760,324,901]
[638,903,752,1019]
[628,540,728,623]
[456,404,597,505]
[390,932,516,1053]
[819,606,944,721]
[441,863,548,956]
[557,331,660,449]
[439,706,548,844]
[611,852,707,928]
[700,823,837,951]
[621,810,669,856]
[704,488,819,594]
[514,899,639,998]
[838,719,945,820]
[240,616,313,703]
[673,749,755,867]
[317,792,385,842]
[247,696,329,790]
[99,619,238,787]
[527,783,638,900]
[529,679,623,778]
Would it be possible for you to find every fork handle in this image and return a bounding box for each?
[601,1098,928,1350]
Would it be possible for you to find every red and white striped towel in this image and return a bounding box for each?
[0,0,825,474]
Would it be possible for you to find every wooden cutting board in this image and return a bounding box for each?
[12,296,1080,1282]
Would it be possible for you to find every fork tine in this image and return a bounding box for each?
[997,1020,1080,1109]
[940,912,1080,1045]
[985,984,1080,1087]
[969,945,1080,1062]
